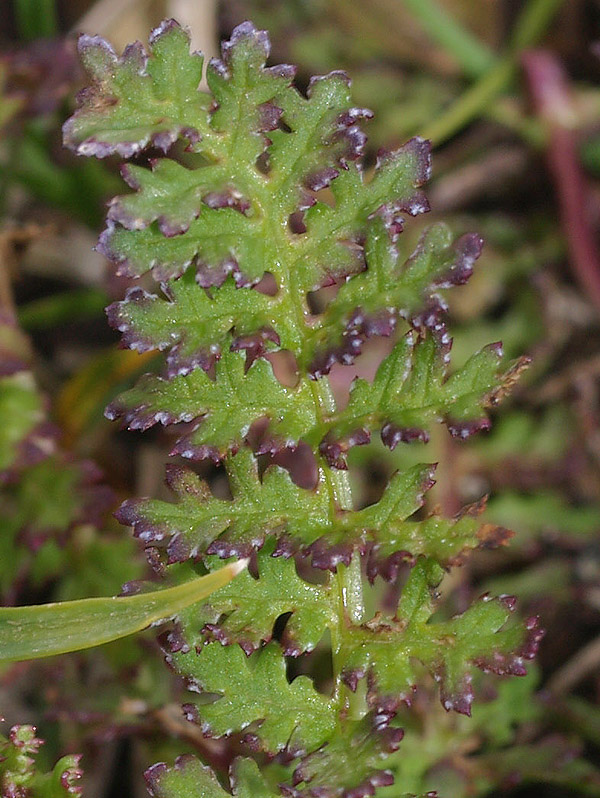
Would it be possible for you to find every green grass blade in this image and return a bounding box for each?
[0,559,247,662]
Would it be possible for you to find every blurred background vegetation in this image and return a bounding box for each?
[2,1,600,796]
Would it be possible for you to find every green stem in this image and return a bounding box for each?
[339,555,364,626]
[421,0,563,145]
[14,0,58,39]
[421,55,512,145]
[268,209,364,632]
[400,0,495,79]
[267,129,366,713]
[310,377,364,712]
[484,101,546,148]
[511,0,563,50]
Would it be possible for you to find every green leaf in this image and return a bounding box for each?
[320,333,506,467]
[288,715,404,798]
[103,211,266,283]
[341,561,541,716]
[361,466,513,580]
[146,756,276,798]
[120,452,505,573]
[0,559,246,662]
[189,541,335,655]
[146,755,230,798]
[111,160,233,237]
[65,20,431,374]
[118,448,333,562]
[107,348,316,460]
[63,20,213,158]
[0,725,82,798]
[307,220,482,372]
[174,641,336,754]
[64,19,539,796]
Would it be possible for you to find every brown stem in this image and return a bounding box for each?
[523,50,600,312]
[0,242,17,323]
[545,634,600,694]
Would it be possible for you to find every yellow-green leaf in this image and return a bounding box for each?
[0,559,247,662]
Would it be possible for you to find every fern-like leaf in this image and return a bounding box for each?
[146,756,274,798]
[118,451,510,573]
[175,642,336,754]
[0,725,82,797]
[65,18,541,798]
[341,561,543,716]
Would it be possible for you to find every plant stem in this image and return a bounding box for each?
[523,50,600,312]
[400,0,495,79]
[421,57,512,145]
[511,0,563,51]
[421,0,563,145]
[14,0,57,40]
[311,376,365,711]
[339,554,364,626]
[311,377,364,623]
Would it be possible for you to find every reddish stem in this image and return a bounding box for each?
[523,49,600,311]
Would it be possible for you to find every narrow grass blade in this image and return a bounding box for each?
[0,560,247,662]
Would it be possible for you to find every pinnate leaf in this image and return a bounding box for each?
[120,452,508,573]
[117,449,330,562]
[65,19,432,377]
[309,221,482,376]
[146,756,275,798]
[361,467,513,581]
[64,18,541,797]
[175,642,336,754]
[0,725,82,797]
[64,20,212,158]
[189,541,335,655]
[285,715,404,798]
[342,561,543,716]
[106,273,278,376]
[320,333,506,468]
[107,349,316,461]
